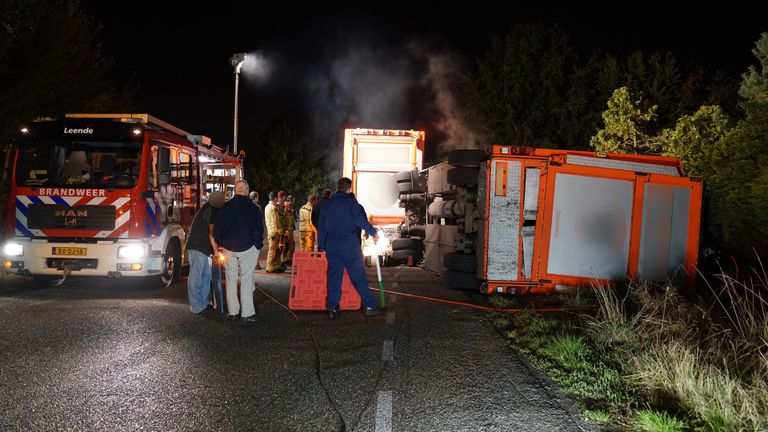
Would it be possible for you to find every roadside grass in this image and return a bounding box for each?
[631,410,687,432]
[487,263,768,431]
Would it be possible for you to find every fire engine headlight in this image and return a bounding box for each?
[3,242,23,257]
[117,245,146,260]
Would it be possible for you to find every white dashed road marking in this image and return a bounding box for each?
[382,340,394,361]
[386,311,395,324]
[375,391,393,432]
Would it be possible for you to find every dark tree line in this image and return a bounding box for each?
[462,23,767,259]
[0,0,133,143]
[242,117,335,207]
[463,23,739,151]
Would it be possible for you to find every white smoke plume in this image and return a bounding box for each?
[411,42,479,153]
[305,38,479,166]
[306,42,416,169]
[241,50,274,84]
[329,45,414,127]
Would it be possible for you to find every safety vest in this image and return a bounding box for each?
[299,203,313,232]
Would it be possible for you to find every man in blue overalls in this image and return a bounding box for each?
[318,177,384,320]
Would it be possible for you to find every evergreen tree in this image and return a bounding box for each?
[559,54,614,150]
[738,32,768,100]
[661,105,730,177]
[589,87,659,154]
[245,118,332,206]
[464,23,577,148]
[705,70,740,117]
[705,32,768,256]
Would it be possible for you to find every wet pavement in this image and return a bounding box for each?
[0,266,590,431]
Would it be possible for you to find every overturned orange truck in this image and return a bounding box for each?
[424,146,702,294]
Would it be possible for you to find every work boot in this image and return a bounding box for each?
[328,307,340,320]
[364,307,385,317]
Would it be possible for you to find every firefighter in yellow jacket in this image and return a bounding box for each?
[281,195,297,266]
[264,192,285,273]
[299,194,317,251]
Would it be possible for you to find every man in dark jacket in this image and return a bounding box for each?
[318,178,383,320]
[185,191,225,314]
[311,188,332,234]
[213,180,264,322]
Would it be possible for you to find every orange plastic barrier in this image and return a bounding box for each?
[288,251,361,310]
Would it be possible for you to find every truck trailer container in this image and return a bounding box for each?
[425,146,702,294]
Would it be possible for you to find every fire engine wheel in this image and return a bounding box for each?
[448,149,485,167]
[159,240,181,288]
[443,270,482,291]
[391,238,422,250]
[447,167,479,186]
[443,252,477,273]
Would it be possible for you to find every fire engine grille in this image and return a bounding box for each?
[27,205,116,231]
[46,258,98,270]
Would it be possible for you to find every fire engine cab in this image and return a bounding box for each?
[1,113,243,287]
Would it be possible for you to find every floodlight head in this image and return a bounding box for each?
[230,52,247,73]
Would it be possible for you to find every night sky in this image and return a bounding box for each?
[81,2,768,160]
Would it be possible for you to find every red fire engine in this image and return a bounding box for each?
[1,113,243,287]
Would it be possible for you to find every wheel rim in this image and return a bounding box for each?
[161,254,175,287]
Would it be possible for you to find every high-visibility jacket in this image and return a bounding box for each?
[299,203,313,232]
[265,202,284,236]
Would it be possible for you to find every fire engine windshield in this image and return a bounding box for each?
[15,140,142,188]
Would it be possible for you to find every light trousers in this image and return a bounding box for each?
[221,246,259,317]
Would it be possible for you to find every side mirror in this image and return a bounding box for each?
[158,147,170,173]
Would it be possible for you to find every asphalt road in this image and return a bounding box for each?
[0,266,590,432]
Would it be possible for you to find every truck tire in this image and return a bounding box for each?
[443,252,477,273]
[447,167,479,186]
[443,270,482,291]
[391,238,421,250]
[400,224,426,238]
[448,149,485,167]
[391,248,423,263]
[158,239,181,288]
